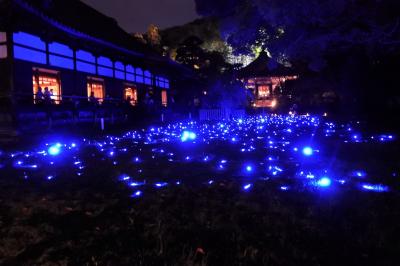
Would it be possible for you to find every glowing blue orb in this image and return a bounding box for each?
[48,144,62,156]
[353,171,367,178]
[243,184,252,190]
[317,177,332,187]
[181,131,196,142]
[155,182,168,188]
[361,184,389,192]
[245,165,253,172]
[131,190,142,198]
[302,146,313,156]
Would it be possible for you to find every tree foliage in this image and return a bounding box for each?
[195,0,400,70]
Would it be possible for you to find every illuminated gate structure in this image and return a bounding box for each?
[239,52,298,108]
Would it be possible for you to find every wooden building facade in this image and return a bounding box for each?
[0,0,192,133]
[238,52,298,109]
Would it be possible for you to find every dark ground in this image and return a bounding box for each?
[1,116,400,266]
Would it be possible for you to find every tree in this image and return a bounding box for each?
[194,0,400,70]
[147,24,161,46]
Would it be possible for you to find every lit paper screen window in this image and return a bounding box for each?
[0,32,6,43]
[124,87,138,106]
[161,90,167,107]
[144,70,152,85]
[13,32,46,64]
[258,86,271,98]
[87,79,105,103]
[76,50,96,74]
[97,56,113,77]
[49,42,74,69]
[14,46,46,64]
[0,45,6,59]
[126,65,135,82]
[156,77,170,89]
[13,32,47,64]
[135,68,144,83]
[115,61,125,80]
[14,32,45,50]
[32,71,62,104]
[0,32,7,59]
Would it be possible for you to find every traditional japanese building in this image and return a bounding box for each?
[238,51,298,108]
[0,0,192,133]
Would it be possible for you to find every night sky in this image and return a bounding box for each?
[81,0,199,33]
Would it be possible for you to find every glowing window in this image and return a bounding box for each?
[161,90,167,107]
[87,78,105,103]
[115,61,125,80]
[32,69,62,104]
[257,86,271,98]
[126,65,134,73]
[97,56,112,67]
[76,50,95,63]
[126,65,135,81]
[0,32,6,43]
[0,32,6,59]
[156,77,170,89]
[115,61,124,70]
[76,50,96,74]
[98,66,113,77]
[126,73,135,82]
[0,45,6,59]
[115,71,125,80]
[135,68,144,83]
[13,32,45,50]
[155,77,163,88]
[14,46,46,64]
[97,56,113,77]
[49,42,73,57]
[124,87,138,106]
[77,61,96,74]
[49,54,74,70]
[144,70,152,85]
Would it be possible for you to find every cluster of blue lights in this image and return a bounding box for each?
[48,143,62,156]
[181,130,197,142]
[0,115,397,198]
[316,177,332,187]
[302,146,314,156]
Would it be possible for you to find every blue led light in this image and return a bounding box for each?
[181,131,197,142]
[243,184,252,190]
[48,144,62,156]
[245,165,253,172]
[317,177,332,187]
[155,182,168,188]
[130,182,144,187]
[2,114,397,196]
[361,184,389,192]
[352,170,367,178]
[131,191,142,198]
[302,146,313,156]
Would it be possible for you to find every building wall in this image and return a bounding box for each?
[9,30,173,109]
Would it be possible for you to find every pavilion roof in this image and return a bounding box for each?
[238,51,297,79]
